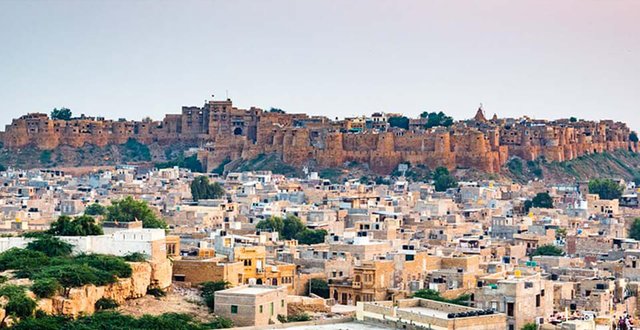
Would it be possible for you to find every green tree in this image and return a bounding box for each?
[156,154,203,173]
[507,158,523,175]
[26,236,73,257]
[190,176,225,201]
[296,229,327,245]
[282,215,306,240]
[569,117,578,123]
[531,192,554,208]
[269,107,285,113]
[48,215,103,236]
[388,116,410,130]
[630,131,639,143]
[629,218,640,240]
[308,278,329,298]
[0,164,6,172]
[106,196,167,229]
[5,295,37,319]
[522,323,538,330]
[85,203,107,216]
[51,107,72,120]
[256,216,285,234]
[31,278,62,298]
[531,244,564,256]
[39,150,53,164]
[420,111,454,128]
[432,167,457,192]
[122,138,151,162]
[201,281,230,310]
[588,178,623,200]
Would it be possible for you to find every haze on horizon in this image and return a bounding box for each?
[1,1,638,131]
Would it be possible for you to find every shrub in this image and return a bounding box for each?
[0,248,49,272]
[26,236,73,257]
[531,244,564,256]
[48,215,103,236]
[123,252,148,262]
[31,278,62,298]
[5,295,37,319]
[84,203,107,216]
[95,297,119,310]
[73,254,133,278]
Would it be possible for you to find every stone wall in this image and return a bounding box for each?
[2,99,636,175]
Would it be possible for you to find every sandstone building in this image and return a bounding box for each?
[2,97,636,174]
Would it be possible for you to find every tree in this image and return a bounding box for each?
[201,281,230,310]
[5,295,37,319]
[85,203,107,216]
[106,196,167,229]
[388,116,410,130]
[420,111,454,129]
[95,297,119,310]
[26,236,73,257]
[631,131,639,143]
[296,229,327,245]
[48,215,103,236]
[0,164,6,172]
[269,107,285,113]
[588,178,623,200]
[156,154,203,173]
[629,218,640,240]
[31,278,62,298]
[282,215,306,240]
[308,278,329,298]
[531,192,553,209]
[256,216,285,234]
[51,107,72,121]
[122,138,151,162]
[190,176,225,201]
[522,323,538,330]
[569,117,578,123]
[432,166,457,192]
[531,244,564,256]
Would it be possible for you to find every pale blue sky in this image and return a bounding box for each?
[1,1,639,131]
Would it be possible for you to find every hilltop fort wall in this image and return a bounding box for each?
[2,99,637,174]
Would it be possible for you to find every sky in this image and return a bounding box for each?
[1,1,639,131]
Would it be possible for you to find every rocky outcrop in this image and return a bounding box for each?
[37,259,171,317]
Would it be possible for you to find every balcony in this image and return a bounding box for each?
[352,282,362,289]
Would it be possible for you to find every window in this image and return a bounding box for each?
[507,302,514,316]
[270,302,274,315]
[231,305,238,314]
[536,294,541,307]
[281,299,284,307]
[259,305,263,313]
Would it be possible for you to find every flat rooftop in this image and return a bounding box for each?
[217,285,284,296]
[398,306,450,319]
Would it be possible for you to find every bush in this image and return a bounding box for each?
[388,116,409,129]
[296,229,327,245]
[0,248,49,272]
[287,313,311,322]
[123,252,148,262]
[73,254,132,278]
[31,278,62,298]
[5,295,37,319]
[629,218,640,240]
[433,166,457,192]
[26,236,73,257]
[95,297,119,310]
[531,245,564,256]
[122,138,151,162]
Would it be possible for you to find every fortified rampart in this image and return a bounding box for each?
[2,98,637,174]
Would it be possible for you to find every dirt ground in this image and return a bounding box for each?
[117,284,213,322]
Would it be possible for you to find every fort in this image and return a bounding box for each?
[1,97,637,174]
